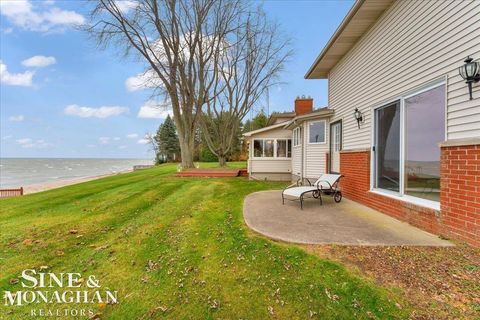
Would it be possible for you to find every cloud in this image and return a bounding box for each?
[0,61,34,86]
[137,100,173,119]
[16,137,51,148]
[0,0,84,33]
[16,138,31,145]
[2,27,13,34]
[118,145,127,149]
[9,115,24,122]
[113,137,121,141]
[126,133,138,139]
[64,104,129,118]
[125,70,162,92]
[2,135,13,140]
[114,0,137,13]
[137,139,150,145]
[22,55,56,68]
[98,137,110,145]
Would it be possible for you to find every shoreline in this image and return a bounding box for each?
[20,170,132,195]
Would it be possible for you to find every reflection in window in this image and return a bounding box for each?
[253,140,263,157]
[309,121,325,143]
[374,101,400,192]
[264,140,274,157]
[405,85,445,202]
[277,139,292,158]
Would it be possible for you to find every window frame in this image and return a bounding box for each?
[293,127,302,147]
[252,138,292,160]
[308,120,327,145]
[369,79,447,210]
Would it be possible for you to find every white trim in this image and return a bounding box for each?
[243,122,286,137]
[307,119,327,144]
[370,80,446,206]
[293,127,302,147]
[370,189,440,211]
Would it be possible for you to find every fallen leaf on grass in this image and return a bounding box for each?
[39,265,49,271]
[268,306,274,315]
[89,312,102,319]
[22,239,33,246]
[9,278,19,285]
[56,250,65,256]
[69,229,78,235]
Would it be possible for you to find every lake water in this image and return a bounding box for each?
[0,158,153,188]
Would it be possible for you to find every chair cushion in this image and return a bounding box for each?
[283,186,318,198]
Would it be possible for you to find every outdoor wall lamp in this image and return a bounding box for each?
[459,56,480,100]
[353,108,364,129]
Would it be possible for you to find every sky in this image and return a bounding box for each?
[0,0,354,159]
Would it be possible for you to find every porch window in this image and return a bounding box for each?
[293,127,302,146]
[253,139,291,158]
[277,139,292,158]
[373,82,445,204]
[309,120,326,143]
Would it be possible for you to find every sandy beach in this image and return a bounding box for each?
[22,170,132,194]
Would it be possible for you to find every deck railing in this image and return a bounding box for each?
[0,187,24,198]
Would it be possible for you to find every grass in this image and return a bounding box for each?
[197,161,246,169]
[0,164,408,319]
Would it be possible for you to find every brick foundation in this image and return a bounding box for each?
[440,144,480,247]
[340,147,480,247]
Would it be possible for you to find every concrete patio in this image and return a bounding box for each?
[243,190,453,246]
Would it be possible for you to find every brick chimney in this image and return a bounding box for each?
[294,95,313,115]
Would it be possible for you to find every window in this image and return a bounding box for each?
[309,121,326,143]
[404,85,445,202]
[373,83,445,204]
[277,139,292,158]
[293,127,302,146]
[374,101,401,192]
[264,140,274,157]
[253,139,292,158]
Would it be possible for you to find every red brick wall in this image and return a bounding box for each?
[440,145,480,247]
[339,150,480,245]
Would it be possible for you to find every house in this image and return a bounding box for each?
[244,97,332,181]
[245,0,480,246]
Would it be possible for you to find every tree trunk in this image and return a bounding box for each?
[218,155,227,167]
[178,132,195,169]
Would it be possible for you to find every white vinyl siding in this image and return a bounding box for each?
[250,159,291,174]
[328,0,480,149]
[305,119,329,178]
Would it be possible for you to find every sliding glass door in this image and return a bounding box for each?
[374,101,400,192]
[404,85,445,202]
[373,82,445,205]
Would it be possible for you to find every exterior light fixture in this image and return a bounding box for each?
[353,108,363,129]
[458,56,480,100]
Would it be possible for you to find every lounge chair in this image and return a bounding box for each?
[282,174,343,209]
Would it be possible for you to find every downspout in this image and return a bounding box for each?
[301,122,305,182]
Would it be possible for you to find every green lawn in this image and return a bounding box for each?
[0,164,408,319]
[197,161,246,169]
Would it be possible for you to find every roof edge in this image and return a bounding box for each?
[242,122,287,137]
[304,0,365,79]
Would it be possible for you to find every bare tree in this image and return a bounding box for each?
[200,8,291,166]
[86,0,242,168]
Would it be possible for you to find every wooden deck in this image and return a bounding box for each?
[176,168,247,178]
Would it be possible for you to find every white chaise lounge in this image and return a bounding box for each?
[282,174,343,209]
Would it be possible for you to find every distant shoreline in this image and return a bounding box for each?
[22,170,132,195]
